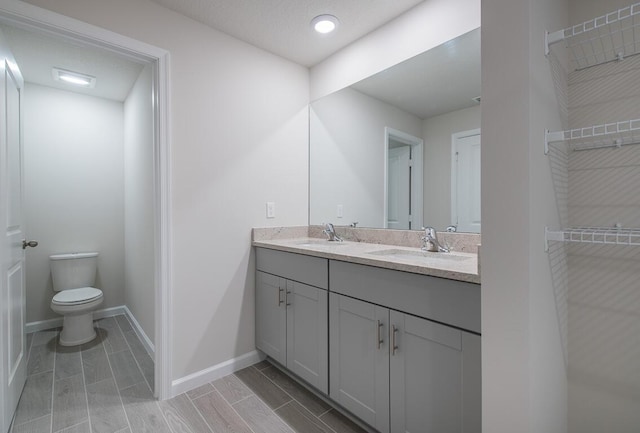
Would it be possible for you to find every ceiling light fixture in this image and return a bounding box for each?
[311,15,339,34]
[52,67,96,88]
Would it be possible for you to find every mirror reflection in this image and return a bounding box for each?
[309,28,481,233]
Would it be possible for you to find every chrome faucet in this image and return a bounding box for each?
[421,227,449,253]
[323,223,343,242]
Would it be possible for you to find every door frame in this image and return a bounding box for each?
[383,127,423,229]
[0,0,173,400]
[451,128,481,233]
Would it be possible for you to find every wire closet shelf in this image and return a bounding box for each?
[545,226,640,249]
[545,119,640,153]
[546,2,640,70]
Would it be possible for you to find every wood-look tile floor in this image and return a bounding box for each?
[11,315,368,433]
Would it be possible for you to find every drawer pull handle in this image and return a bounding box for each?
[392,325,399,356]
[376,320,384,349]
[286,290,292,307]
[278,288,284,306]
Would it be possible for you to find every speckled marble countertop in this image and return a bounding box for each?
[253,227,480,285]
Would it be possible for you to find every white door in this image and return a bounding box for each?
[387,145,411,230]
[452,130,481,233]
[0,30,27,433]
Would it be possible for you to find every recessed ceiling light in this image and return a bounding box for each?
[311,15,339,34]
[52,67,96,88]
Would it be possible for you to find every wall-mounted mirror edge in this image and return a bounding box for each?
[309,27,481,233]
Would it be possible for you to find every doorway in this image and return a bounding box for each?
[0,1,171,414]
[384,127,423,230]
[451,128,481,233]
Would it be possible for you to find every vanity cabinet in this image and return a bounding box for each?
[254,247,481,432]
[255,248,328,393]
[330,261,481,433]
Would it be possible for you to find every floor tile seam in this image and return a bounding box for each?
[169,393,215,433]
[275,400,339,433]
[101,336,134,433]
[153,398,175,433]
[254,367,303,410]
[49,333,57,433]
[318,407,333,417]
[314,410,341,433]
[117,378,149,394]
[10,413,50,430]
[267,402,296,433]
[224,390,254,407]
[211,377,256,406]
[255,368,341,433]
[185,386,215,401]
[197,388,257,433]
[52,418,87,433]
[76,340,95,433]
[112,320,151,391]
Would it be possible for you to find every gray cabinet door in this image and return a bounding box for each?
[330,293,390,433]
[255,271,286,366]
[286,280,328,393]
[389,311,481,433]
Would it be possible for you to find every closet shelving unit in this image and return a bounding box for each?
[545,119,640,153]
[545,227,640,250]
[545,3,640,248]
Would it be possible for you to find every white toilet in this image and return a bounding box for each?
[50,252,103,346]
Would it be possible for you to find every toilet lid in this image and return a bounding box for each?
[52,287,103,305]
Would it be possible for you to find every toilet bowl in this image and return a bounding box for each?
[50,252,103,346]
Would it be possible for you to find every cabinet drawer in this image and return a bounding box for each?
[330,260,480,333]
[256,248,328,290]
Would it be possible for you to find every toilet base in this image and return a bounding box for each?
[59,312,97,346]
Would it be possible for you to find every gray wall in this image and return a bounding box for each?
[422,105,481,230]
[24,83,125,323]
[310,87,422,228]
[482,0,568,432]
[25,0,310,381]
[124,65,155,344]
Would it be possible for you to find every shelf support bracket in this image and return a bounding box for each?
[545,30,565,56]
[545,226,565,252]
[545,129,564,155]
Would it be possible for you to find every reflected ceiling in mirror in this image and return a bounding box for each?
[309,28,481,232]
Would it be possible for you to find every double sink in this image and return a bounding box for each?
[294,239,473,263]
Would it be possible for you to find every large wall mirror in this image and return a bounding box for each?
[310,28,481,233]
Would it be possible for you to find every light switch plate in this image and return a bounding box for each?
[337,204,343,218]
[266,202,275,218]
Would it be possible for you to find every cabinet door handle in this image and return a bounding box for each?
[278,287,284,306]
[286,290,292,307]
[376,320,384,349]
[391,325,399,356]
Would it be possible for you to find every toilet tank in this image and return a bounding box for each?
[50,252,99,291]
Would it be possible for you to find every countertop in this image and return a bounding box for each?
[253,237,480,285]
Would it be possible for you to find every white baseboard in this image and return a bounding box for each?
[26,305,154,359]
[122,305,155,356]
[26,305,127,334]
[171,350,265,398]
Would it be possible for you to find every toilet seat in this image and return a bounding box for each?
[52,287,103,306]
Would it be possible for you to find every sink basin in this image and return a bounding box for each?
[294,240,347,247]
[367,248,472,262]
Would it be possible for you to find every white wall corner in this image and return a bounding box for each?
[170,351,265,398]
[123,305,155,356]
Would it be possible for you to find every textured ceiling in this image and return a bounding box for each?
[148,0,425,66]
[1,25,144,102]
[351,28,481,120]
